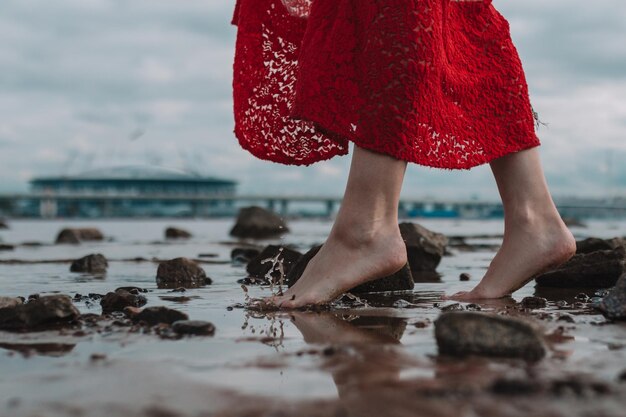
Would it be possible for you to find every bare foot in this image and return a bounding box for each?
[447,215,576,300]
[269,224,407,308]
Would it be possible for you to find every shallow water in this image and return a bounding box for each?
[1,218,626,417]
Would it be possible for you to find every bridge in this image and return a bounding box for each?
[0,193,625,219]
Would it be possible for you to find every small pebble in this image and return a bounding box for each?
[459,273,471,281]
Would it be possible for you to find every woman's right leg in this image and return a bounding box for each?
[271,145,408,308]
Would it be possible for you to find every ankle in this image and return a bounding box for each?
[330,217,400,249]
[504,204,562,230]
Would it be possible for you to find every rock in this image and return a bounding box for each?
[0,244,15,251]
[0,297,23,309]
[576,237,626,254]
[597,272,626,321]
[70,254,108,274]
[231,247,262,264]
[0,295,79,330]
[459,273,471,281]
[129,306,188,325]
[55,228,104,244]
[229,206,289,239]
[0,219,8,229]
[100,289,147,313]
[156,257,211,289]
[520,296,548,309]
[434,312,546,362]
[247,245,303,284]
[535,247,626,288]
[286,245,414,294]
[399,222,448,273]
[165,227,192,239]
[172,320,215,336]
[115,286,148,294]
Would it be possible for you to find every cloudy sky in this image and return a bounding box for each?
[1,0,625,200]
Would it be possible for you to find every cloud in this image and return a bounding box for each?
[0,0,624,199]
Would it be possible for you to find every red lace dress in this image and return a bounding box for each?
[231,0,540,169]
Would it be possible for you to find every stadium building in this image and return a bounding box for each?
[27,166,238,218]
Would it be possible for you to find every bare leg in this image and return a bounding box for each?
[271,145,408,308]
[450,147,576,300]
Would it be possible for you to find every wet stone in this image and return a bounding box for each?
[399,222,448,273]
[286,244,414,293]
[229,206,289,239]
[434,311,547,362]
[520,296,548,309]
[490,378,543,396]
[535,247,626,288]
[575,293,591,303]
[0,297,23,309]
[597,272,626,321]
[0,244,15,251]
[70,254,108,274]
[576,237,625,254]
[165,227,192,239]
[172,320,215,336]
[0,295,80,330]
[231,247,262,264]
[100,289,147,313]
[0,219,8,229]
[128,306,189,325]
[439,303,464,312]
[459,273,471,281]
[55,228,104,244]
[115,286,148,294]
[248,245,303,284]
[156,257,211,289]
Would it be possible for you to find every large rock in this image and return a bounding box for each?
[597,272,626,321]
[535,247,626,288]
[0,295,80,330]
[246,245,303,284]
[576,237,625,254]
[70,254,108,274]
[165,227,192,239]
[231,247,262,264]
[156,257,211,289]
[55,228,104,244]
[229,206,289,239]
[100,289,147,313]
[435,312,546,362]
[128,306,189,325]
[399,222,448,274]
[286,245,414,294]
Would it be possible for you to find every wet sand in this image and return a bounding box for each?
[1,218,626,417]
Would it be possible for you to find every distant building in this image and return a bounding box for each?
[25,165,238,218]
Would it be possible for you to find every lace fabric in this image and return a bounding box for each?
[231,0,540,169]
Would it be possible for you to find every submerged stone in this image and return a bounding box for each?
[535,247,626,289]
[229,206,289,239]
[597,272,626,321]
[70,254,108,274]
[0,295,79,330]
[165,227,192,239]
[434,311,546,362]
[55,228,104,244]
[100,289,147,313]
[172,320,215,336]
[286,245,414,294]
[156,257,211,289]
[247,245,302,284]
[128,306,189,325]
[399,222,448,274]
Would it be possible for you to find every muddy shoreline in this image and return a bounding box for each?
[1,218,626,417]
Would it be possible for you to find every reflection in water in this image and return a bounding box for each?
[0,342,76,357]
